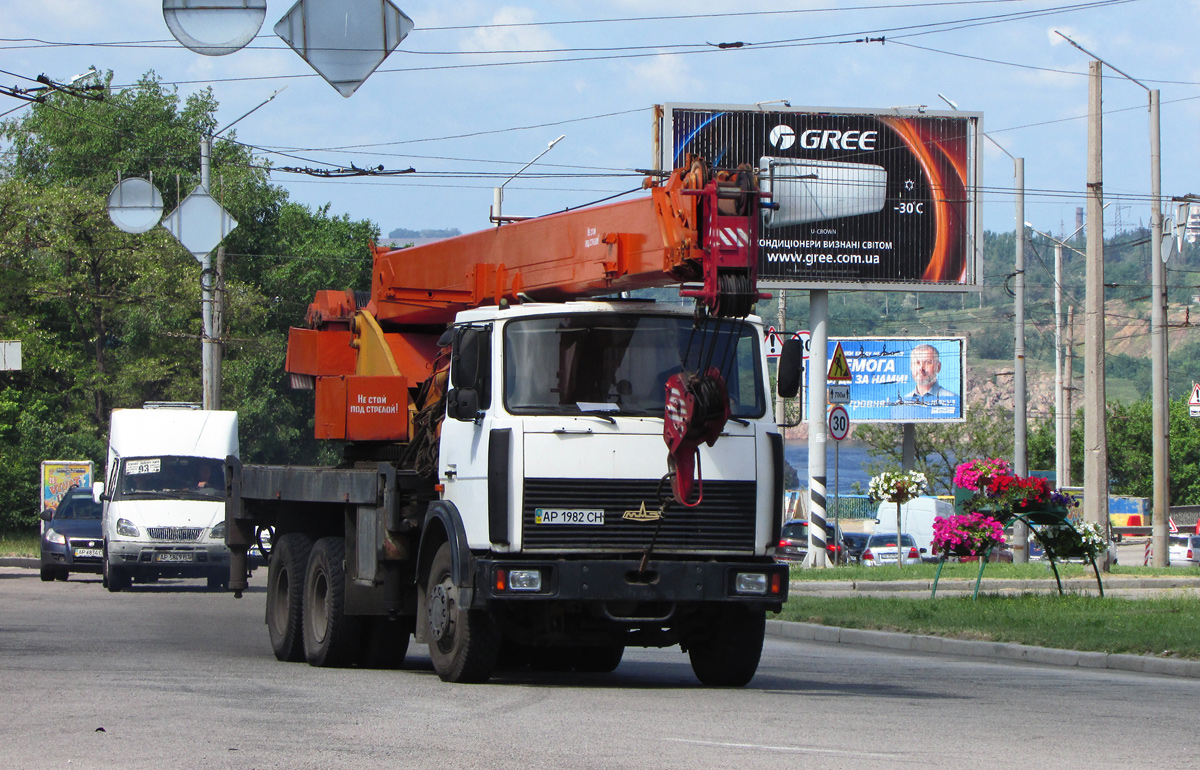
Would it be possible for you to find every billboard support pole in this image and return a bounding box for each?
[1013,158,1029,563]
[808,290,829,569]
[902,425,915,470]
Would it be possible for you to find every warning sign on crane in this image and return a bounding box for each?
[827,341,852,382]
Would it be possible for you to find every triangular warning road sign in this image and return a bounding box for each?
[1190,382,1200,407]
[1169,517,1179,533]
[827,341,852,382]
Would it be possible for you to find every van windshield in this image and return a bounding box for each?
[115,456,225,501]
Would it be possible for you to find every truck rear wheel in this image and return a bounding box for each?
[266,532,312,662]
[425,542,500,683]
[302,537,361,668]
[686,605,766,687]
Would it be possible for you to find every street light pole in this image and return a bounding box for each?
[492,135,566,225]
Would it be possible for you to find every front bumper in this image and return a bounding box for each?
[108,539,229,575]
[472,558,787,610]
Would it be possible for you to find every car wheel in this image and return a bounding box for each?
[266,532,312,663]
[105,562,131,592]
[685,604,766,687]
[425,542,500,683]
[39,566,55,582]
[55,569,69,581]
[206,569,228,591]
[302,537,360,668]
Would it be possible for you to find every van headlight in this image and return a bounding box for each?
[44,528,65,545]
[210,521,226,540]
[116,518,141,537]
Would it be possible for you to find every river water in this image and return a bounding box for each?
[783,439,875,496]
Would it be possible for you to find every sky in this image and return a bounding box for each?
[1,0,1197,246]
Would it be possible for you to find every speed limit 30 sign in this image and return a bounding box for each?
[828,404,850,441]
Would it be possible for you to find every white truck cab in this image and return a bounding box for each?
[96,404,238,591]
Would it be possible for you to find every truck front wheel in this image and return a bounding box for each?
[302,537,361,668]
[104,546,131,593]
[425,542,500,683]
[266,532,312,662]
[686,605,766,687]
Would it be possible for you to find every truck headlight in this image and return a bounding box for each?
[116,518,141,538]
[210,521,226,540]
[44,528,66,545]
[734,572,768,595]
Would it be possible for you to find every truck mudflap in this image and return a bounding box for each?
[470,558,787,610]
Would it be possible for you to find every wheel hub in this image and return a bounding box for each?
[429,581,453,641]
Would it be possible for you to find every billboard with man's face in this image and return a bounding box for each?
[658,104,982,291]
[809,337,966,423]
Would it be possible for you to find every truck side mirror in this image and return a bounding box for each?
[777,338,804,398]
[449,325,491,412]
[446,387,480,422]
[92,481,106,503]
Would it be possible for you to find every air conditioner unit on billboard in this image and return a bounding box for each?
[759,157,887,228]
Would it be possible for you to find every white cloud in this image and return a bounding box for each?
[459,6,562,53]
[621,53,700,98]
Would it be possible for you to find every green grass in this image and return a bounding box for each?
[777,593,1200,659]
[0,531,38,557]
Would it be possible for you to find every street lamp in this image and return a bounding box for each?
[491,135,566,225]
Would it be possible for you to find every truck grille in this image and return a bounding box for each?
[147,527,204,542]
[521,478,757,553]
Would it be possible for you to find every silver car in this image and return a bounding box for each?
[1168,535,1200,567]
[861,533,920,567]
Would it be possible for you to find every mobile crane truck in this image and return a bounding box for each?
[224,157,793,685]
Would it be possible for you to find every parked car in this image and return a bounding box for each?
[775,519,846,564]
[841,531,871,565]
[1168,535,1200,567]
[39,487,104,582]
[860,533,921,567]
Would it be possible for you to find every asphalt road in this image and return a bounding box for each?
[2,566,1195,770]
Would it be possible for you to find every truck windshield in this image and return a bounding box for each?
[114,456,225,501]
[504,313,764,419]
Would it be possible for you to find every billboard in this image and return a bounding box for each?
[41,460,93,515]
[658,104,982,291]
[808,337,966,423]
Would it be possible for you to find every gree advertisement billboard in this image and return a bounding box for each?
[807,337,966,423]
[658,104,982,291]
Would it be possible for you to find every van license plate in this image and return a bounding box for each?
[154,552,194,563]
[534,509,604,525]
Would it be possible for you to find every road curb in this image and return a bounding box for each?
[766,619,1200,678]
[789,575,1200,594]
[0,557,38,568]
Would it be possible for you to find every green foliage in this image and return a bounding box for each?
[0,72,379,530]
[853,405,1013,494]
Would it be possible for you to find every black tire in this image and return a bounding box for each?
[39,566,55,582]
[206,569,228,591]
[302,537,361,668]
[105,562,131,593]
[266,532,313,662]
[358,616,414,669]
[425,542,500,683]
[55,569,69,581]
[686,605,766,687]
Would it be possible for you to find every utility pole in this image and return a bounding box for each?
[776,290,787,424]
[1013,158,1029,562]
[200,135,216,410]
[1066,306,1074,486]
[1083,59,1108,532]
[1054,242,1066,487]
[1149,88,1169,567]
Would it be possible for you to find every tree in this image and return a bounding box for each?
[853,405,1014,494]
[0,71,379,531]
